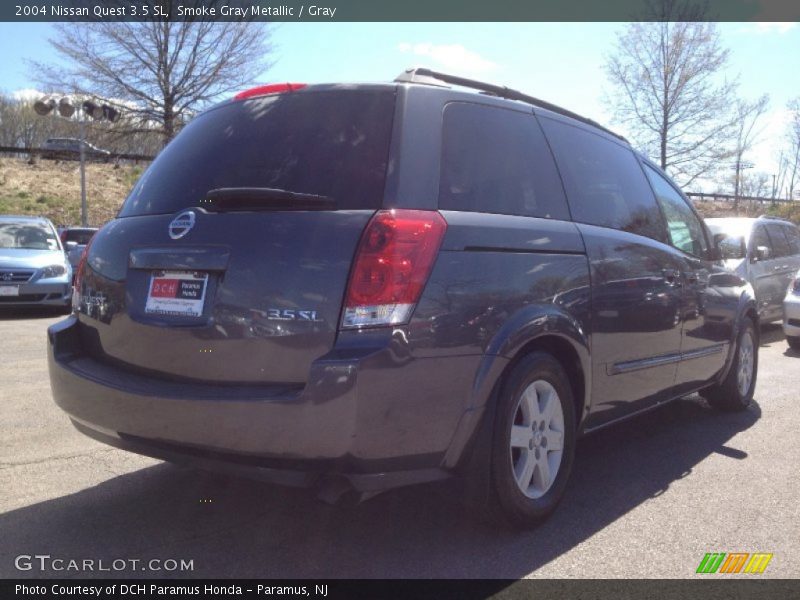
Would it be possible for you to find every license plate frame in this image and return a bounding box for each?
[144,270,209,318]
[0,285,20,297]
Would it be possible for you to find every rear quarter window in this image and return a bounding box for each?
[780,224,800,255]
[437,102,569,220]
[766,223,792,257]
[540,117,666,242]
[120,89,396,216]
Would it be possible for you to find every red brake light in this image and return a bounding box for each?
[342,210,447,329]
[72,233,95,305]
[234,83,307,101]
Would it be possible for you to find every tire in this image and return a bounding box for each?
[787,336,800,351]
[489,351,576,528]
[701,318,758,412]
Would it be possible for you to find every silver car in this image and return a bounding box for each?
[0,215,72,308]
[706,216,800,323]
[784,270,800,350]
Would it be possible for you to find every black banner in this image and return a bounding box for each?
[3,579,799,600]
[3,0,800,22]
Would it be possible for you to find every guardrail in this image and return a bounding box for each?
[0,145,155,162]
[687,192,795,204]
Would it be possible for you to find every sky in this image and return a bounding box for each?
[0,22,798,191]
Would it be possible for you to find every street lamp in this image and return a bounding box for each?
[34,95,121,227]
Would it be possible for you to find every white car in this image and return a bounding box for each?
[784,269,800,350]
[706,216,800,323]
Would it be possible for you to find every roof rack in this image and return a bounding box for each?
[395,67,627,143]
[757,214,793,222]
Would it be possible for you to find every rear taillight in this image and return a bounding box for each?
[342,209,447,329]
[71,234,95,306]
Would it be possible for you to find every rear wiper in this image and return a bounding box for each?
[204,188,337,212]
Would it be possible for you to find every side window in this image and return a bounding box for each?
[751,225,773,258]
[783,225,800,255]
[767,224,792,258]
[540,117,666,242]
[439,103,569,220]
[643,164,708,257]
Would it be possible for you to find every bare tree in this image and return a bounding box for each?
[31,15,274,146]
[604,2,737,186]
[772,149,787,199]
[740,171,769,197]
[784,98,800,201]
[0,93,74,148]
[730,94,769,209]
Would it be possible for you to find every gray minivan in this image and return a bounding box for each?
[48,69,759,528]
[706,216,800,323]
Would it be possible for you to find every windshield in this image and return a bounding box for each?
[706,221,752,260]
[706,221,751,245]
[0,222,60,250]
[119,88,396,217]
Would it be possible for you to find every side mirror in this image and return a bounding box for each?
[712,233,746,261]
[752,245,771,262]
[64,241,78,252]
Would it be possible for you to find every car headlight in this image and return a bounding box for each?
[41,264,67,278]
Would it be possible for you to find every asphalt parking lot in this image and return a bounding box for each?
[1,309,798,579]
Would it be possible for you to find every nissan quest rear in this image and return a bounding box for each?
[49,69,759,527]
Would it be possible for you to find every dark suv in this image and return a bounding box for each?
[48,69,758,527]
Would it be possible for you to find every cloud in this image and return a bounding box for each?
[397,42,496,74]
[740,22,797,35]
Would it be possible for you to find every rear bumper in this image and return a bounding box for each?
[784,295,800,337]
[48,316,494,492]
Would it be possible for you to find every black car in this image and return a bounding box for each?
[48,69,758,527]
[41,138,111,162]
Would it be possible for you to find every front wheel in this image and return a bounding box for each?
[489,352,576,528]
[701,318,758,412]
[787,336,800,351]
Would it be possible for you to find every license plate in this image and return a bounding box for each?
[0,286,19,296]
[145,271,208,317]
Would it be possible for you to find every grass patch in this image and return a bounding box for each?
[763,202,800,224]
[123,165,144,188]
[0,194,79,225]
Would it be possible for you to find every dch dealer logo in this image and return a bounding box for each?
[696,552,773,574]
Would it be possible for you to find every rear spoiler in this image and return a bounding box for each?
[204,188,337,212]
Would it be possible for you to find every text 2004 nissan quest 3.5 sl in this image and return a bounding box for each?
[48,69,759,527]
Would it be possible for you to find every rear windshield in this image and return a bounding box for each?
[63,229,95,244]
[119,89,396,217]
